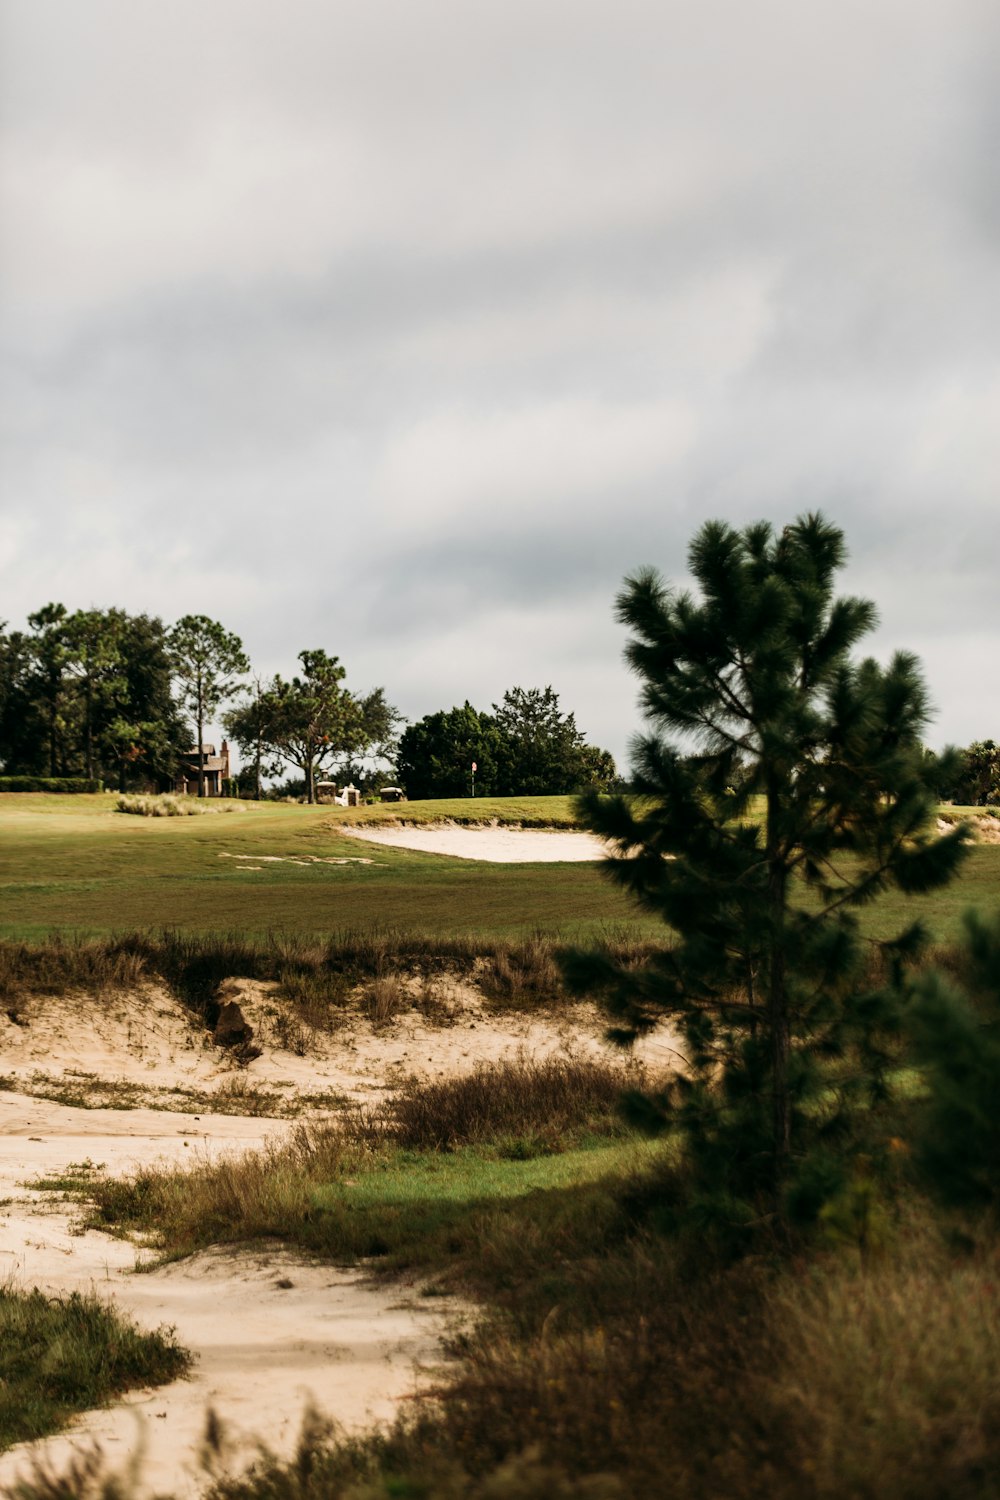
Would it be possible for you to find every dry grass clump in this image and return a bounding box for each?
[475,935,565,1010]
[0,937,147,1008]
[764,1239,1000,1497]
[88,1122,369,1253]
[115,794,245,816]
[383,1054,640,1152]
[362,974,408,1027]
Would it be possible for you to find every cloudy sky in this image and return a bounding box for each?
[1,0,997,767]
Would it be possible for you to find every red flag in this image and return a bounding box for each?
[472,762,477,772]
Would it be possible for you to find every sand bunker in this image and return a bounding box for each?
[341,823,611,862]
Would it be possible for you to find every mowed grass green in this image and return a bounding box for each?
[0,792,997,943]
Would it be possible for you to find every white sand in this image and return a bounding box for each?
[0,1093,459,1498]
[0,980,682,1496]
[341,823,611,862]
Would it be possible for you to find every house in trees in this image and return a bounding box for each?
[175,741,230,796]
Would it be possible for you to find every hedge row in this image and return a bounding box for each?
[0,776,104,793]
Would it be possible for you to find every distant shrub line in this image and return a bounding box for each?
[0,775,103,793]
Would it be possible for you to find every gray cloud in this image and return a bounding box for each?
[2,0,998,766]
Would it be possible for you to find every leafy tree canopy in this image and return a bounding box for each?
[225,650,399,803]
[0,607,186,790]
[397,688,618,799]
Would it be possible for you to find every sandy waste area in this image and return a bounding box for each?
[0,970,680,1497]
[340,822,612,861]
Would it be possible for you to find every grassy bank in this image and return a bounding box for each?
[0,1285,188,1453]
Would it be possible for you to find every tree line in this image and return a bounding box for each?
[0,606,618,801]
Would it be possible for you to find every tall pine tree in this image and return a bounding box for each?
[566,513,968,1229]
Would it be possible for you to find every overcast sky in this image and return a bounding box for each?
[1,0,997,768]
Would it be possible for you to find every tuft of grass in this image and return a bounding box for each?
[0,1283,189,1452]
[115,793,246,817]
[362,973,407,1027]
[381,1053,642,1153]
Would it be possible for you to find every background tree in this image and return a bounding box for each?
[948,740,1000,807]
[63,609,125,781]
[107,613,189,790]
[565,513,967,1232]
[492,686,615,795]
[0,623,43,774]
[226,651,398,803]
[168,615,249,796]
[223,676,281,799]
[27,604,70,777]
[396,702,502,799]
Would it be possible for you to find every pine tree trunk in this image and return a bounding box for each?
[84,678,94,781]
[306,759,315,803]
[196,681,205,798]
[765,786,791,1186]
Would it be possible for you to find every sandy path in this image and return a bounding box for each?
[0,1095,458,1498]
[340,823,611,862]
[0,979,681,1495]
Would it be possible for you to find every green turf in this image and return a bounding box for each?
[0,793,996,943]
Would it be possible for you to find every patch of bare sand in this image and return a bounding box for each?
[0,1094,455,1499]
[0,979,681,1495]
[340,822,612,862]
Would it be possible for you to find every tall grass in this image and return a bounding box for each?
[0,928,658,1021]
[0,1284,189,1452]
[382,1053,641,1152]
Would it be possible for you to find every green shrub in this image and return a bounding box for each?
[0,776,102,793]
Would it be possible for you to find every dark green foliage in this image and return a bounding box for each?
[565,512,968,1230]
[940,740,1000,807]
[0,777,102,793]
[397,688,617,799]
[397,701,503,799]
[910,909,1000,1214]
[492,686,591,796]
[0,608,187,791]
[0,1285,188,1450]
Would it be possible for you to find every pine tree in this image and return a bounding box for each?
[168,616,249,796]
[909,909,1000,1216]
[565,513,968,1229]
